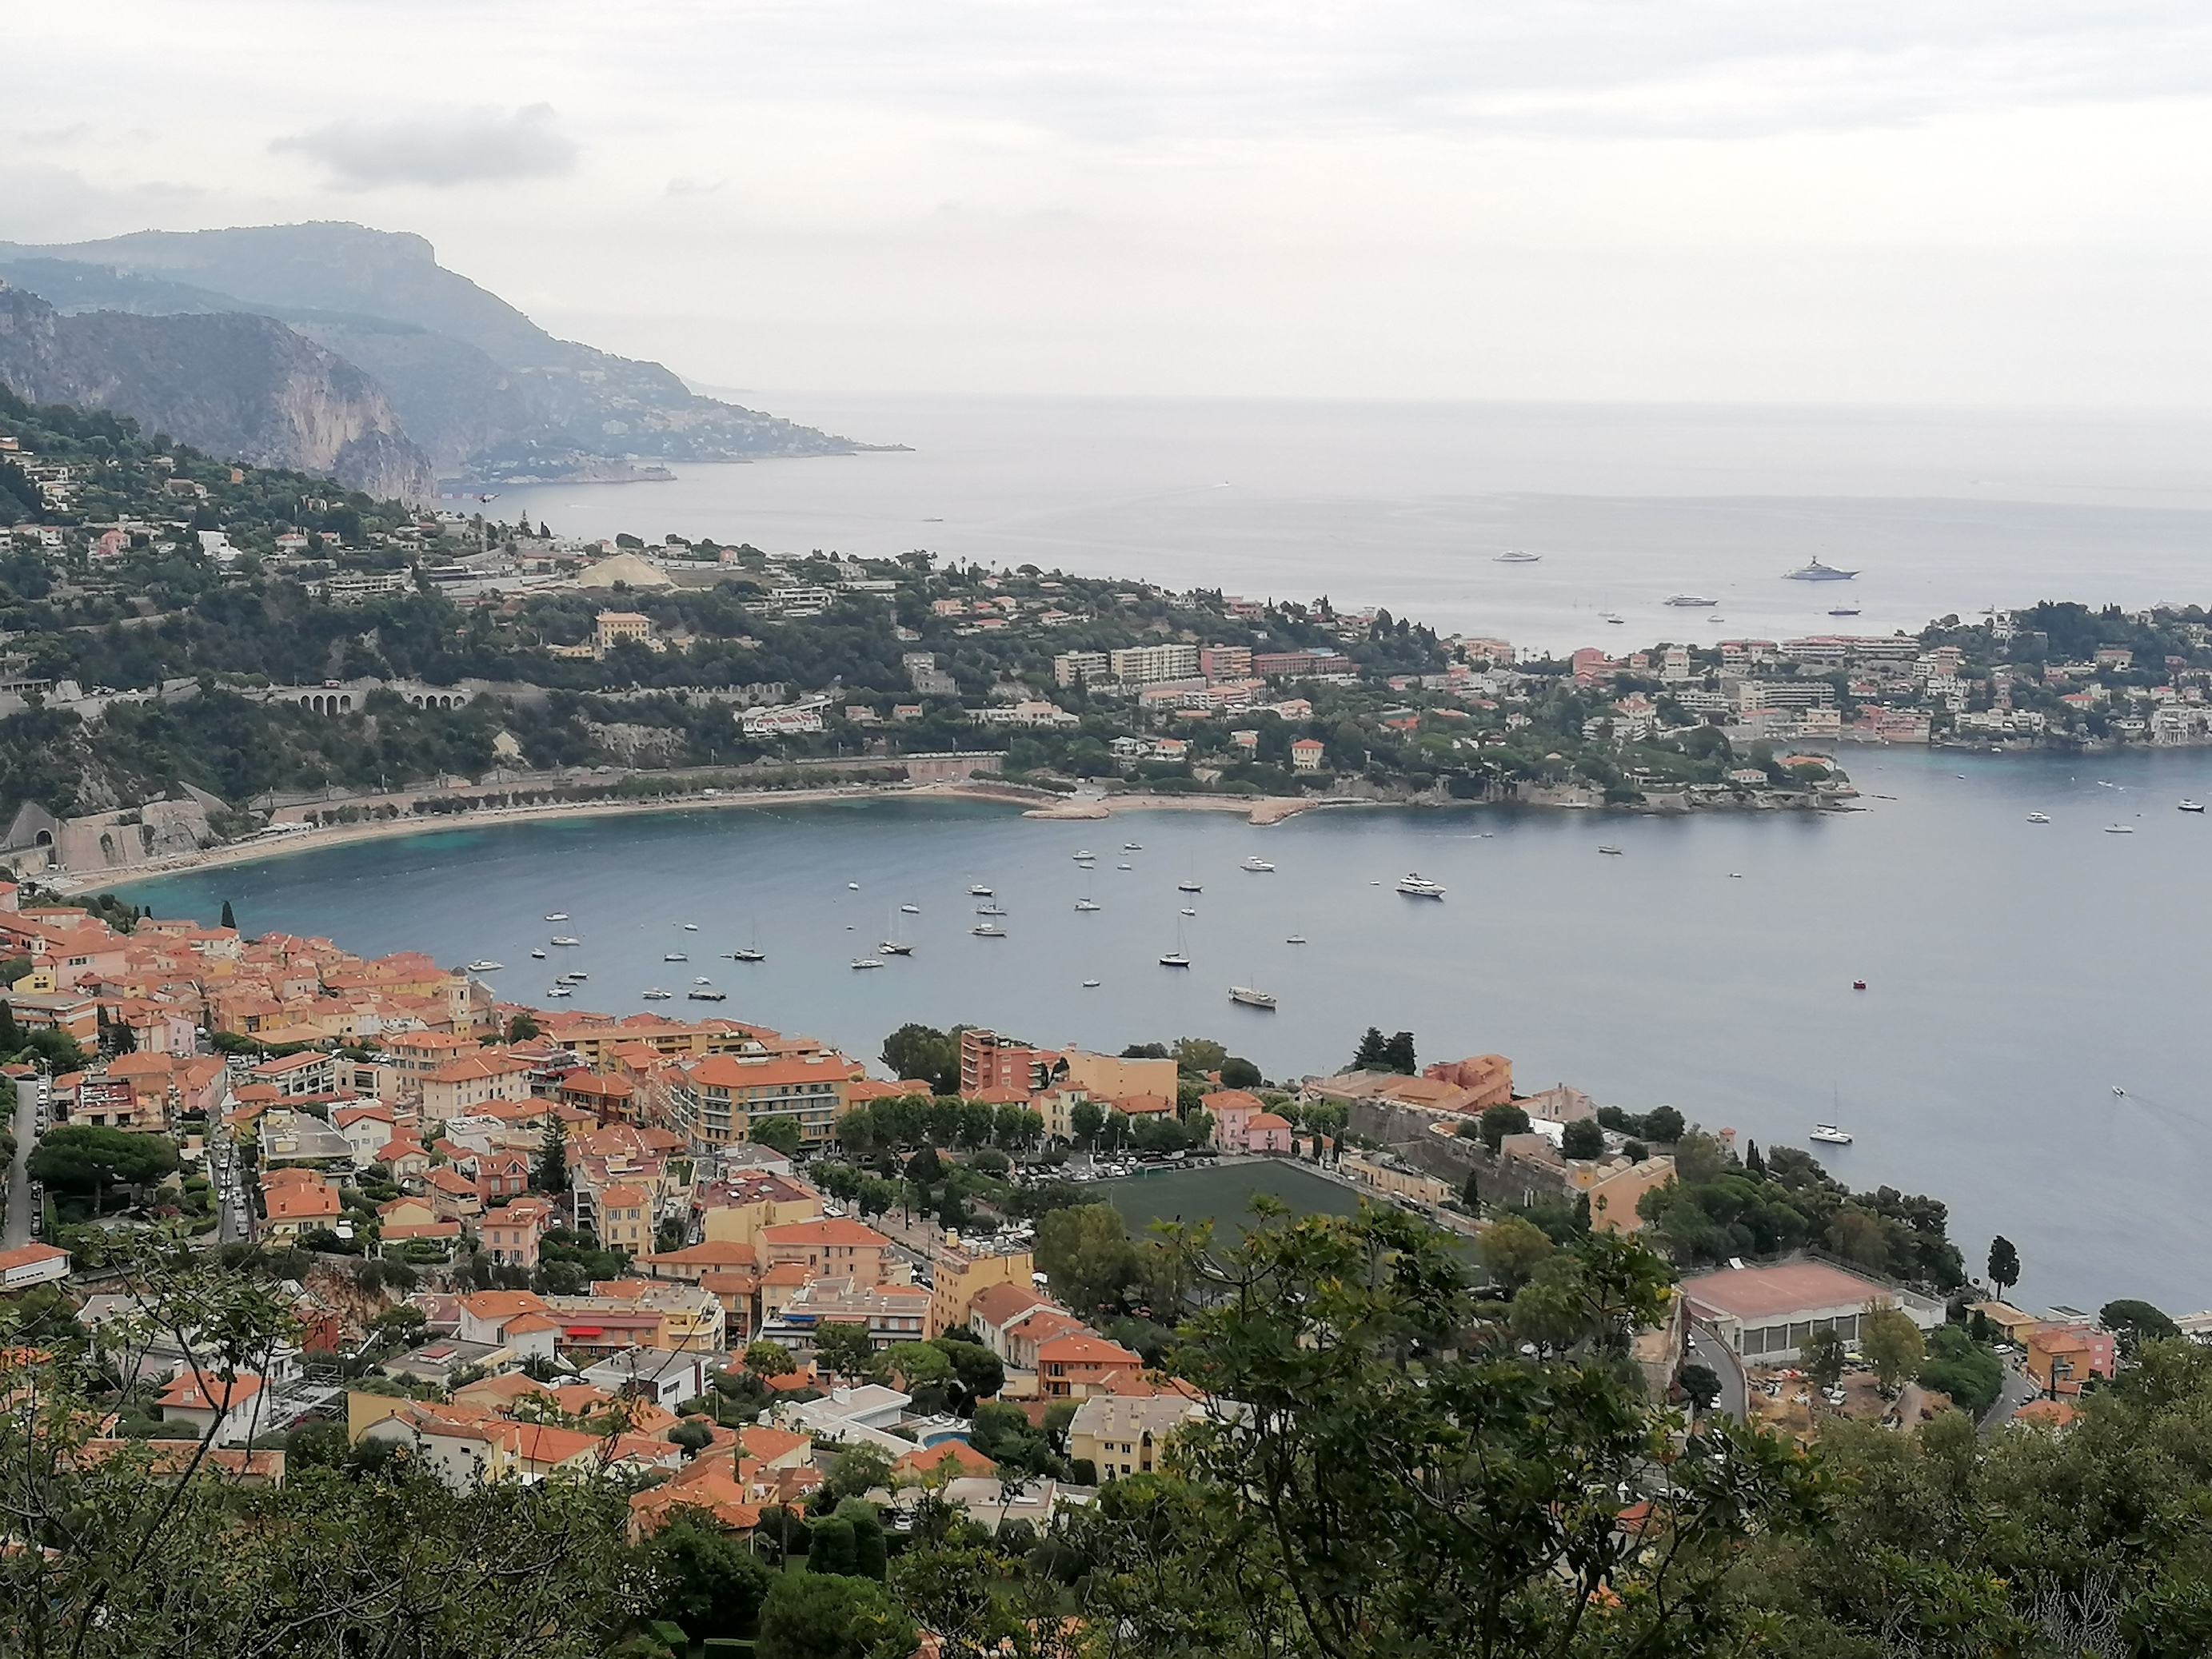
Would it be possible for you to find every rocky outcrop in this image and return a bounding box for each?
[0,285,433,500]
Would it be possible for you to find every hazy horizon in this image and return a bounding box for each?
[11,2,2211,408]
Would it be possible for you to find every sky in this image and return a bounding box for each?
[9,0,2212,405]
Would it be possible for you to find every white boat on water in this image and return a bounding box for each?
[1081,979,1101,988]
[1230,985,1277,1009]
[683,923,700,931]
[970,884,993,896]
[1178,879,1204,894]
[1664,594,1719,607]
[2027,812,2050,824]
[1158,951,1190,967]
[880,940,913,955]
[1396,872,1446,899]
[466,959,503,972]
[1828,606,1860,616]
[546,985,573,997]
[550,935,581,947]
[1495,549,1542,563]
[1597,845,1623,855]
[729,947,766,963]
[1073,850,1096,861]
[687,987,727,1000]
[1810,1123,1854,1145]
[1123,842,1142,850]
[1783,556,1859,581]
[641,988,673,1000]
[2105,824,2135,834]
[1286,934,1307,945]
[1180,906,1196,917]
[851,957,884,970]
[545,912,568,921]
[1240,855,1276,872]
[2182,800,2206,813]
[900,903,920,914]
[976,903,1008,916]
[530,949,548,959]
[1075,899,1102,912]
[972,923,1006,937]
[665,952,688,962]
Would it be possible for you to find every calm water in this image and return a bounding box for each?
[123,746,2212,1313]
[493,395,2212,655]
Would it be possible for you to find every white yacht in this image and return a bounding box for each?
[2182,800,2206,813]
[1075,899,1102,912]
[2105,824,2135,834]
[2026,812,2050,824]
[900,903,920,914]
[529,949,548,959]
[683,923,700,931]
[972,922,1006,937]
[976,902,1008,916]
[1285,934,1308,945]
[1664,594,1719,608]
[1597,845,1623,855]
[1229,986,1278,1009]
[550,935,581,947]
[545,912,569,922]
[1073,850,1096,861]
[665,952,689,962]
[1494,549,1542,563]
[1158,951,1191,967]
[1081,979,1101,988]
[545,984,573,998]
[880,940,914,955]
[970,883,993,896]
[466,959,503,972]
[848,882,860,891]
[851,957,884,970]
[730,947,766,963]
[1240,855,1276,873]
[1178,879,1204,894]
[687,987,728,1001]
[1396,872,1447,899]
[1783,556,1859,581]
[1123,841,1142,850]
[1180,906,1196,917]
[1810,1123,1854,1145]
[641,988,673,1000]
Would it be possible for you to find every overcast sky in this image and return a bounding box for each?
[10,0,2212,404]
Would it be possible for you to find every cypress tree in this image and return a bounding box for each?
[220,899,237,931]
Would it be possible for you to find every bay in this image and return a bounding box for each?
[489,393,2212,655]
[123,743,2212,1314]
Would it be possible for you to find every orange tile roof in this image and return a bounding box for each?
[760,1218,892,1248]
[893,1439,996,1478]
[157,1370,264,1411]
[1036,1334,1144,1367]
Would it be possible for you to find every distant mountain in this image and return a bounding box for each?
[0,285,433,499]
[0,221,883,484]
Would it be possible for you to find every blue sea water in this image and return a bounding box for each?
[122,744,2212,1314]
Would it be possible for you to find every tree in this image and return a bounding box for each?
[648,1513,775,1637]
[1171,1037,1228,1075]
[2099,1298,2181,1361]
[28,1125,178,1213]
[756,1572,917,1659]
[904,1146,943,1188]
[1220,1056,1262,1090]
[1987,1234,2021,1298]
[1477,1102,1531,1152]
[1743,1138,1766,1177]
[1679,1362,1723,1416]
[832,1497,889,1581]
[534,1119,566,1194]
[879,1341,953,1394]
[1919,1323,2004,1416]
[821,1444,895,1505]
[1800,1326,1847,1392]
[1559,1118,1606,1161]
[1036,1203,1139,1311]
[749,1114,804,1157]
[813,1321,878,1381]
[1068,1099,1104,1149]
[931,1333,1005,1409]
[1474,1214,1553,1295]
[1352,1027,1389,1069]
[1642,1104,1686,1144]
[507,1011,541,1042]
[745,1339,796,1377]
[879,1023,959,1096]
[219,899,236,931]
[1380,1031,1416,1074]
[1863,1306,1927,1392]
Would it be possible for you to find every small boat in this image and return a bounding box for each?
[1158,952,1191,967]
[1073,850,1096,861]
[1810,1123,1854,1145]
[466,959,503,972]
[694,976,711,983]
[880,940,913,955]
[641,988,673,1000]
[1396,872,1446,899]
[1600,612,1625,624]
[2105,824,2134,834]
[730,947,766,963]
[550,935,581,947]
[2026,812,2050,824]
[1081,979,1101,988]
[559,971,588,982]
[545,912,569,922]
[1075,899,1102,912]
[1124,842,1142,850]
[683,923,700,931]
[687,987,728,1001]
[1116,862,1132,871]
[2112,1086,2127,1098]
[1180,906,1196,917]
[1828,606,1861,617]
[1727,872,1742,879]
[970,884,993,896]
[1783,556,1859,581]
[1664,594,1719,607]
[665,952,689,962]
[976,903,1008,916]
[972,923,1006,937]
[1852,980,1867,991]
[1229,986,1277,1009]
[1178,879,1204,894]
[1240,855,1276,872]
[851,957,884,970]
[1495,548,1542,563]
[900,903,920,914]
[2182,800,2206,813]
[529,949,548,959]
[1285,934,1307,945]
[1597,845,1623,855]
[546,985,573,997]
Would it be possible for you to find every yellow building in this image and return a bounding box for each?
[1057,1048,1177,1103]
[1067,1392,1206,1482]
[699,1186,822,1246]
[1572,1155,1677,1234]
[930,1238,1037,1336]
[1340,1152,1455,1210]
[594,611,657,657]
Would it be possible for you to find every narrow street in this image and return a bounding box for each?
[1687,1319,1750,1422]
[3,1075,46,1250]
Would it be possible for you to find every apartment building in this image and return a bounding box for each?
[1108,643,1200,684]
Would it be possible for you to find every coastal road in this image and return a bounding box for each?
[1981,1355,2044,1434]
[1688,1320,1750,1422]
[4,1075,46,1249]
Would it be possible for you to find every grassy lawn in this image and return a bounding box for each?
[1096,1159,1361,1241]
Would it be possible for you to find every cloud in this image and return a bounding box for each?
[271,103,577,188]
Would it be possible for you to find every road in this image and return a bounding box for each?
[1981,1354,2044,1434]
[3,1075,46,1249]
[1687,1319,1750,1422]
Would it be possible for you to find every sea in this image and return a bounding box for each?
[124,394,2212,1312]
[122,745,2212,1315]
[485,393,2212,656]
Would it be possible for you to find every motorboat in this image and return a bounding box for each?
[851,957,884,970]
[1075,899,1102,912]
[550,935,581,947]
[1180,906,1196,917]
[729,947,766,963]
[683,923,700,931]
[466,959,503,972]
[1285,934,1307,944]
[1597,845,1623,855]
[687,987,728,1000]
[900,903,920,914]
[1124,842,1142,850]
[1783,557,1859,581]
[976,903,1008,916]
[1810,1123,1854,1145]
[1081,979,1101,988]
[1494,549,1542,563]
[2182,800,2206,813]
[880,939,913,955]
[972,923,1006,937]
[546,985,573,997]
[1852,979,1867,991]
[664,952,689,962]
[530,949,548,959]
[970,884,993,896]
[1116,862,1132,871]
[1601,612,1626,624]
[1240,855,1276,872]
[559,971,588,982]
[2105,824,2135,834]
[1229,986,1278,1009]
[545,912,568,921]
[1828,607,1861,617]
[1396,872,1446,899]
[2026,812,2050,824]
[641,988,673,1000]
[694,976,711,983]
[1073,850,1096,861]
[1177,879,1204,894]
[1664,594,1719,607]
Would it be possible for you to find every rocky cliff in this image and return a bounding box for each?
[0,285,433,499]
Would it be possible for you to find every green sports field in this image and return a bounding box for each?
[1094,1159,1362,1241]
